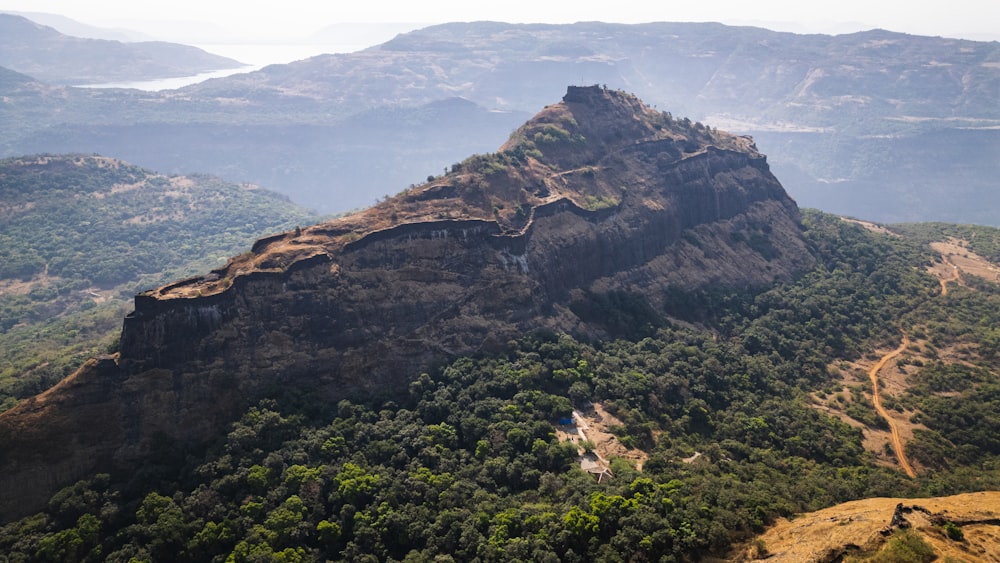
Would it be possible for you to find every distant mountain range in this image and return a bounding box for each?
[0,13,243,84]
[1,10,153,41]
[2,20,998,224]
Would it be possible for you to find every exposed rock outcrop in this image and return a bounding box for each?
[737,492,1000,562]
[0,86,815,521]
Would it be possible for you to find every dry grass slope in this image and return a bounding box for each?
[736,492,1000,562]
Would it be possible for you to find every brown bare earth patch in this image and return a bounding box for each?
[929,239,1000,290]
[815,349,926,475]
[0,274,116,306]
[0,269,67,300]
[811,235,1000,476]
[841,217,897,236]
[0,276,47,298]
[554,402,650,475]
[735,491,1000,562]
[108,180,146,195]
[817,330,990,477]
[83,287,116,304]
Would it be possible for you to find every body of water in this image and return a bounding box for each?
[73,42,371,91]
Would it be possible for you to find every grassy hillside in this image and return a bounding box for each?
[0,154,319,410]
[3,211,999,561]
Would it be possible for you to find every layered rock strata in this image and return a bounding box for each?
[0,86,814,521]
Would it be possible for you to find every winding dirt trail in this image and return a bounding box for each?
[939,254,962,296]
[863,240,982,478]
[868,335,916,478]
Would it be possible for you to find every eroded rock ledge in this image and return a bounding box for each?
[0,86,814,521]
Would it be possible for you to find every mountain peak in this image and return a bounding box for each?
[147,86,769,302]
[504,84,760,168]
[1,88,812,520]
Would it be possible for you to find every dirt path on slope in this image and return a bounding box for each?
[929,239,1000,293]
[860,237,996,477]
[868,335,916,478]
[938,254,962,295]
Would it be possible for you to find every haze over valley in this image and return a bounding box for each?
[2,13,998,224]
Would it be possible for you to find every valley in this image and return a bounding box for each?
[0,14,999,560]
[0,155,319,411]
[0,86,997,561]
[3,21,999,222]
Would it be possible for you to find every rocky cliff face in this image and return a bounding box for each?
[0,86,815,521]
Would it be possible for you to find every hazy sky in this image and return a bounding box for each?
[2,0,996,43]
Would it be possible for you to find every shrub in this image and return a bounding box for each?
[943,521,964,541]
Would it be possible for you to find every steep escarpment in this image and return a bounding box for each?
[0,86,814,521]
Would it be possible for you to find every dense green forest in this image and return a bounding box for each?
[0,154,319,411]
[2,211,999,561]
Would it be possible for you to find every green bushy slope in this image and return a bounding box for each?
[0,154,319,410]
[4,212,999,561]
